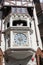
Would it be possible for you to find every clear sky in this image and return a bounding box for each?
[40,0,43,2]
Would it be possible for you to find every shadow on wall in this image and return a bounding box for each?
[33,0,43,53]
[5,55,32,65]
[33,0,42,16]
[2,6,11,19]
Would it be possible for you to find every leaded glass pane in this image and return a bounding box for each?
[17,8,22,13]
[12,8,17,13]
[22,8,27,13]
[12,7,28,14]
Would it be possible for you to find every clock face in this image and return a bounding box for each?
[14,33,27,45]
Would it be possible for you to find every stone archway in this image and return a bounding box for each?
[0,48,3,65]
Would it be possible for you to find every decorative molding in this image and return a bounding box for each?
[4,27,33,33]
[3,0,34,7]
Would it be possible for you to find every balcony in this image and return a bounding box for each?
[3,0,34,7]
[4,48,35,65]
[5,48,35,60]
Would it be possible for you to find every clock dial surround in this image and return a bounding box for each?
[14,33,27,45]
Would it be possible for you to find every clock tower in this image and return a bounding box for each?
[4,7,34,60]
[0,0,42,65]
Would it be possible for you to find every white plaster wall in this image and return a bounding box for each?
[30,20,37,51]
[1,20,5,52]
[33,6,42,50]
[29,6,42,51]
[0,20,1,30]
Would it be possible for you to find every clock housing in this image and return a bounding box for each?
[13,32,29,47]
[14,33,27,45]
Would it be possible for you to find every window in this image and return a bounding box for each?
[22,8,27,13]
[7,22,10,28]
[12,7,28,14]
[12,8,17,13]
[17,8,22,13]
[13,20,27,26]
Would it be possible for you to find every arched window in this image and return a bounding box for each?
[7,22,10,28]
[12,20,27,26]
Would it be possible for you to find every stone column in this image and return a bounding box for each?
[10,16,13,48]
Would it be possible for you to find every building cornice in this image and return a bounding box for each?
[4,27,33,34]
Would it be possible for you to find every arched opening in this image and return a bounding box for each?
[12,20,27,26]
